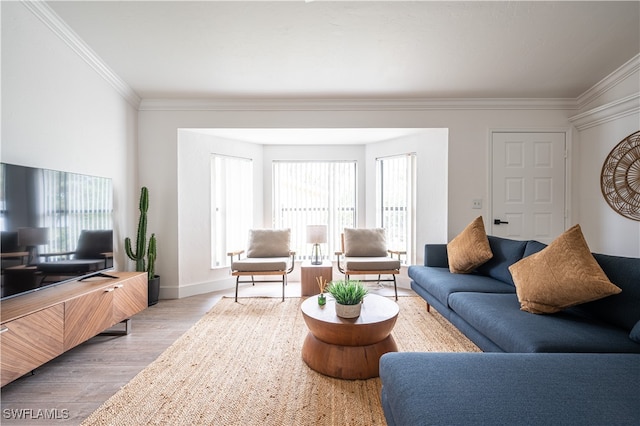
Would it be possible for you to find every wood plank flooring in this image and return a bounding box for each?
[0,281,412,425]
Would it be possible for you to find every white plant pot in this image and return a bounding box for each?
[335,302,362,318]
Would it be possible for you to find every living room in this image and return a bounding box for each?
[2,1,639,424]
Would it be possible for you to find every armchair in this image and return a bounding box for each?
[38,230,113,281]
[228,229,296,302]
[335,228,404,300]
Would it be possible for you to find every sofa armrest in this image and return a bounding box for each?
[424,244,448,267]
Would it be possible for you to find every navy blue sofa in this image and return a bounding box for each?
[379,237,640,425]
[408,236,640,353]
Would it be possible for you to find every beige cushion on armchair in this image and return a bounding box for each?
[234,228,292,272]
[344,257,401,271]
[246,229,291,258]
[343,228,389,257]
[341,228,400,270]
[231,257,290,273]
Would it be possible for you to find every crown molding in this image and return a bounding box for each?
[138,97,578,112]
[21,0,142,109]
[25,0,633,115]
[569,92,640,131]
[576,53,640,109]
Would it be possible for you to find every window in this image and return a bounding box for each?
[376,153,416,263]
[211,155,253,268]
[39,169,112,254]
[273,161,357,261]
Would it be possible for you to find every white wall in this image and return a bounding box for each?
[1,2,138,269]
[139,107,575,298]
[575,117,640,256]
[570,59,640,256]
[176,130,264,296]
[365,130,449,262]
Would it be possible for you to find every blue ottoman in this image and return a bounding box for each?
[380,352,640,426]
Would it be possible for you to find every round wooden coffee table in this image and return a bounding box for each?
[301,294,399,379]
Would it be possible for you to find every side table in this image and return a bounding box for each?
[300,294,399,379]
[300,260,333,296]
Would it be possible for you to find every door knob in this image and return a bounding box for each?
[494,219,509,225]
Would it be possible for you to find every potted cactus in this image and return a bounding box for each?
[125,187,159,306]
[326,279,368,318]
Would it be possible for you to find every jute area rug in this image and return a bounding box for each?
[82,297,480,426]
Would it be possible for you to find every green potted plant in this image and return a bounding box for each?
[326,279,368,318]
[125,187,159,306]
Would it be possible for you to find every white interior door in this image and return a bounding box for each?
[491,132,566,243]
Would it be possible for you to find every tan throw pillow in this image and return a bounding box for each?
[343,228,388,257]
[509,224,621,314]
[447,216,493,274]
[246,229,291,258]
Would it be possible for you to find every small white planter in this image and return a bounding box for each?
[335,302,362,318]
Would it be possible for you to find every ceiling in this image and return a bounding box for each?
[46,0,640,101]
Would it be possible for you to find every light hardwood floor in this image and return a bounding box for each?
[1,281,412,425]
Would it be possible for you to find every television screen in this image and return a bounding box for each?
[1,163,114,300]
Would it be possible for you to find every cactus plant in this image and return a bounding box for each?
[125,187,157,280]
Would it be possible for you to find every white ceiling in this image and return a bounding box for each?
[47,0,640,101]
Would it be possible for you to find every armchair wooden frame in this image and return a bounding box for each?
[228,250,296,302]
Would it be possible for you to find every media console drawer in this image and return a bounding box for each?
[64,286,114,351]
[0,304,64,386]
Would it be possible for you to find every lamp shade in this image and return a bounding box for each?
[306,225,327,244]
[17,227,49,246]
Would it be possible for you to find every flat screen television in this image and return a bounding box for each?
[1,163,114,300]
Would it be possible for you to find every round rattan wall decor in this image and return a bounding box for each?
[600,130,640,221]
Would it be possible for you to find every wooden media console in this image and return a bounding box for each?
[0,272,148,386]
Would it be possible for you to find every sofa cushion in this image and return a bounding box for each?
[380,352,640,426]
[424,244,449,268]
[246,229,291,258]
[448,292,640,353]
[509,225,621,314]
[447,216,493,274]
[343,228,388,257]
[476,236,528,286]
[408,266,515,309]
[522,243,640,330]
[631,321,640,343]
[523,240,546,257]
[570,253,640,331]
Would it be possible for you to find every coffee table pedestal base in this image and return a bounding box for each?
[302,332,397,380]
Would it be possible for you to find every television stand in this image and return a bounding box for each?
[0,272,147,387]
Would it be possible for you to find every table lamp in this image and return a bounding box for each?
[18,227,49,266]
[306,225,327,265]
